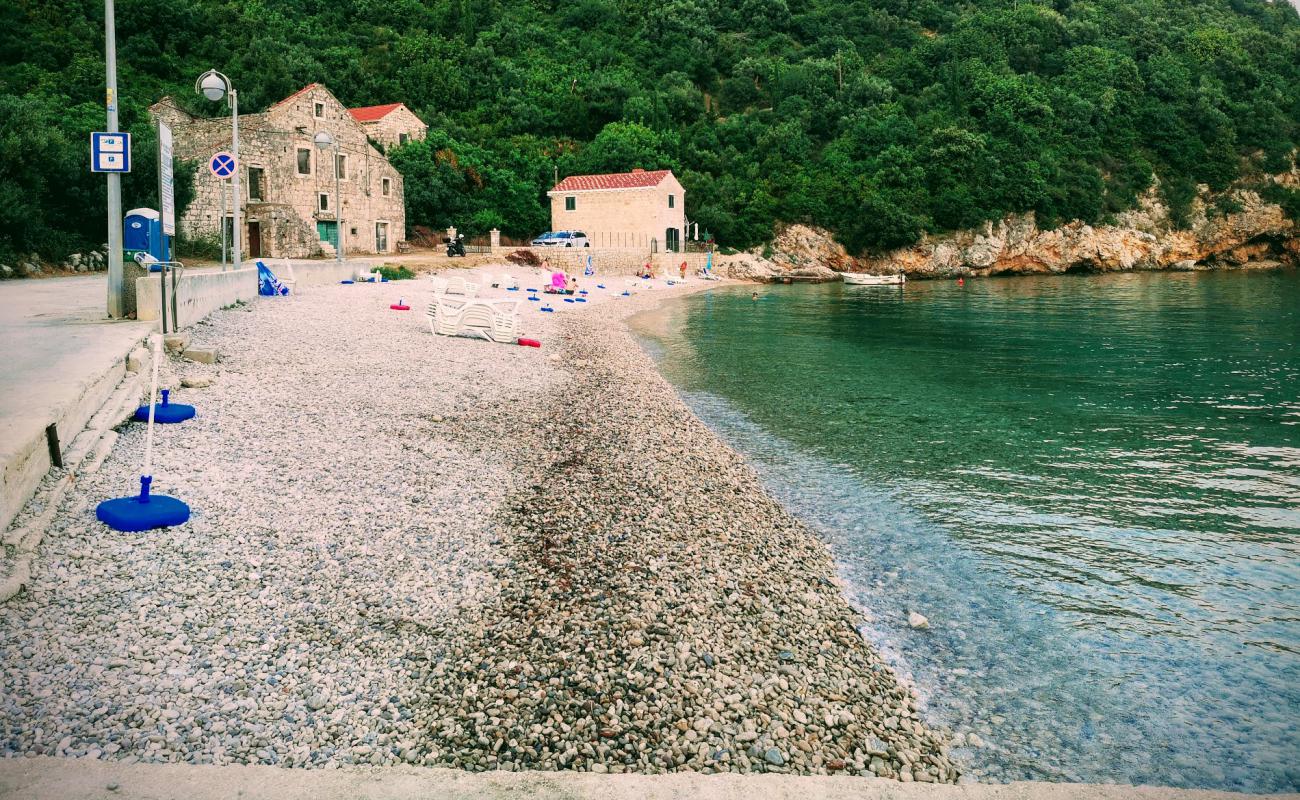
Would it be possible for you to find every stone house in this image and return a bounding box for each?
[349,103,428,150]
[547,169,687,252]
[150,83,419,259]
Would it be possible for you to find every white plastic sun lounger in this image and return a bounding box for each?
[426,297,520,343]
[429,276,449,295]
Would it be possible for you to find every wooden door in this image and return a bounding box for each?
[247,221,262,258]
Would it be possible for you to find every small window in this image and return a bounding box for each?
[297,149,311,175]
[565,196,576,211]
[318,193,330,212]
[313,101,324,118]
[381,177,391,197]
[248,167,264,201]
[399,133,409,145]
[335,153,347,180]
[668,194,675,209]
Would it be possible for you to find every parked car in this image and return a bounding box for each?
[531,230,590,248]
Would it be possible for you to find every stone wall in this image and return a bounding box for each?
[151,85,407,260]
[548,175,687,252]
[495,247,711,277]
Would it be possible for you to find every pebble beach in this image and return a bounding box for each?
[0,268,957,783]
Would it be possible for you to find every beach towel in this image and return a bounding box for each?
[551,271,567,291]
[257,261,289,296]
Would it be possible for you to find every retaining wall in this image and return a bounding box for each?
[135,267,258,330]
[492,247,712,277]
[287,260,364,288]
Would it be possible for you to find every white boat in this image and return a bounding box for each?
[842,272,905,285]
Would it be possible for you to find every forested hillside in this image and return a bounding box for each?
[2,0,1299,261]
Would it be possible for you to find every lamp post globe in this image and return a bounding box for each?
[196,71,228,103]
[313,131,343,263]
[194,69,240,269]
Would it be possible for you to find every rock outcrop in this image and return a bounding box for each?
[758,178,1298,281]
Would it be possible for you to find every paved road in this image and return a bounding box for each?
[0,276,152,529]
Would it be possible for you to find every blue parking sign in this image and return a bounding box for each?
[91,132,131,173]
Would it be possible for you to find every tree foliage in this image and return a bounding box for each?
[1,0,1298,259]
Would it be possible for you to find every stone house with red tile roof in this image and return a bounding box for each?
[349,103,427,150]
[150,84,417,258]
[547,169,687,252]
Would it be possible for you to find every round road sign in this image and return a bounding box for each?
[209,152,237,178]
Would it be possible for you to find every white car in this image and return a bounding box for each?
[531,230,590,248]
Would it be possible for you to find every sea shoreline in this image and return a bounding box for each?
[416,279,959,779]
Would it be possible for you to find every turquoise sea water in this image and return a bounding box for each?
[639,270,1300,792]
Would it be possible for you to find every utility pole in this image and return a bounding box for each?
[104,0,124,317]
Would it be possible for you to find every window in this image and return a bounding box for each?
[313,101,324,118]
[318,193,330,212]
[668,194,675,209]
[399,133,409,145]
[335,153,347,180]
[565,196,576,211]
[248,167,264,201]
[381,177,391,197]
[297,149,311,175]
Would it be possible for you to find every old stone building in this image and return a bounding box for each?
[548,169,687,252]
[151,84,418,258]
[349,103,427,150]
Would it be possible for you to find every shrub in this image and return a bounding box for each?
[377,264,415,280]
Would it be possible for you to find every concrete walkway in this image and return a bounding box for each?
[1,758,1290,800]
[0,276,152,531]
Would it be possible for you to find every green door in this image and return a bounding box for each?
[316,221,338,248]
[665,227,680,253]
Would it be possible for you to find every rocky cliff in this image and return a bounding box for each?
[747,178,1298,282]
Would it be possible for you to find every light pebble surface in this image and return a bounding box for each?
[0,267,955,782]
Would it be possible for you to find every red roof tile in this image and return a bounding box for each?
[349,103,404,122]
[270,83,321,109]
[552,169,671,192]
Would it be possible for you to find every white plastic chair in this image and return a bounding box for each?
[426,297,464,336]
[446,276,479,297]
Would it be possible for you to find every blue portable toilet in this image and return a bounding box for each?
[124,208,167,266]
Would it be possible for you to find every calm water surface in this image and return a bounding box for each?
[639,270,1299,792]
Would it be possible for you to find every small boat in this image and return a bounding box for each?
[842,272,905,285]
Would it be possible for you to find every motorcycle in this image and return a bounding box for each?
[445,233,466,257]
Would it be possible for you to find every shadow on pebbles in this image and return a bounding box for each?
[413,302,959,782]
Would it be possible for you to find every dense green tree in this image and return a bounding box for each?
[1,0,1298,262]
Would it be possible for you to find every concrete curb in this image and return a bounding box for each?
[1,758,1291,800]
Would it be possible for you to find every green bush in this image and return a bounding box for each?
[377,264,415,281]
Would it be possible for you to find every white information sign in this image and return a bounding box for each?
[158,122,175,236]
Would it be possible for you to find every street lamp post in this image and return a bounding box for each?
[105,0,124,317]
[196,70,239,270]
[313,131,343,263]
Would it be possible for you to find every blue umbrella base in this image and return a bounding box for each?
[135,403,196,424]
[97,494,190,532]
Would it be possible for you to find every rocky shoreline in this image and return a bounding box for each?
[0,274,956,782]
[411,290,958,781]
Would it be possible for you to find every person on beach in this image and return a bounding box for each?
[679,261,687,279]
[565,274,578,294]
